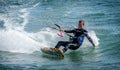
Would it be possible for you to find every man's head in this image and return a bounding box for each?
[78,20,84,29]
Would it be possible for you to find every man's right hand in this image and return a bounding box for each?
[93,43,96,47]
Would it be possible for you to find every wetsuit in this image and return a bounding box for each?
[55,28,94,52]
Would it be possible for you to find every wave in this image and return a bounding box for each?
[0,0,100,54]
[0,28,59,53]
[0,29,99,54]
[0,30,39,53]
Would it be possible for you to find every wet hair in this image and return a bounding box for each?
[79,20,84,25]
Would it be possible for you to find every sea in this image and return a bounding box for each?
[0,0,120,70]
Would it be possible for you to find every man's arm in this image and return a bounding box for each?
[64,30,75,33]
[86,35,96,47]
[60,29,75,33]
[84,31,96,47]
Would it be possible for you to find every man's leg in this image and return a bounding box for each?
[68,44,81,50]
[62,42,72,53]
[67,36,84,50]
[55,41,66,48]
[68,40,83,50]
[55,41,71,53]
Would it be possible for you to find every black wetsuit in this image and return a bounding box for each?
[55,28,90,52]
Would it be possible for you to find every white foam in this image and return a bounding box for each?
[0,7,60,53]
[33,2,40,8]
[19,8,29,30]
[82,30,99,48]
[0,8,29,31]
[0,30,38,53]
[0,27,58,53]
[88,31,99,46]
[0,15,15,30]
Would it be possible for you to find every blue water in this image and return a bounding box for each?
[0,0,120,70]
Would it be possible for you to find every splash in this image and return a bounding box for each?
[0,30,39,53]
[19,8,29,30]
[0,8,29,31]
[0,7,58,53]
[33,2,40,8]
[82,30,99,48]
[0,29,58,53]
[88,31,99,47]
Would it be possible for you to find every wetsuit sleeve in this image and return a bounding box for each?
[84,30,95,47]
[83,30,88,37]
[64,29,75,33]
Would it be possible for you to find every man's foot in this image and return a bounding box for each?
[41,47,48,51]
[60,49,64,54]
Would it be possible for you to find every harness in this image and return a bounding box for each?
[67,29,87,50]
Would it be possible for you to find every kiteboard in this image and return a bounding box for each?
[41,47,64,57]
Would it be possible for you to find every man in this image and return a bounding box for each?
[55,20,96,53]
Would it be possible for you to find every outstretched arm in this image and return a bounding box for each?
[60,29,75,33]
[86,35,96,47]
[84,31,96,47]
[64,29,75,33]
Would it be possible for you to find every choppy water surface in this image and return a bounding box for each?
[0,0,120,70]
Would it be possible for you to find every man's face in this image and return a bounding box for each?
[78,22,84,29]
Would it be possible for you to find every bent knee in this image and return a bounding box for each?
[68,46,80,50]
